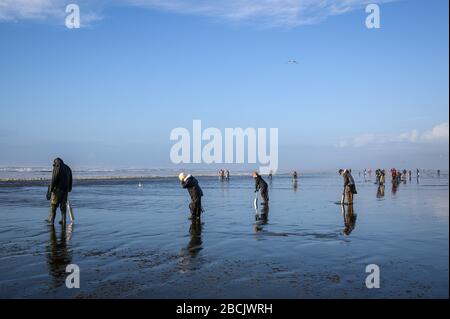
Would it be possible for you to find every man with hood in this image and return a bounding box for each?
[46,158,73,225]
[179,173,203,220]
[339,169,357,205]
[253,171,269,205]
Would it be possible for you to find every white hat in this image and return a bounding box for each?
[178,172,187,181]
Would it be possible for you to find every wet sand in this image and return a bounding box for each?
[0,173,448,298]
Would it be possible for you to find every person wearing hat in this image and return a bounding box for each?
[179,172,204,220]
[252,171,269,205]
[46,158,73,225]
[339,169,357,205]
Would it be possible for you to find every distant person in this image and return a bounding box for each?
[293,171,298,180]
[408,170,412,181]
[253,172,269,206]
[268,171,273,180]
[376,169,385,185]
[401,169,407,183]
[339,169,357,205]
[375,169,380,184]
[391,168,397,181]
[416,168,420,178]
[225,170,230,180]
[396,171,402,184]
[380,169,386,185]
[179,173,204,220]
[437,169,441,177]
[46,158,72,225]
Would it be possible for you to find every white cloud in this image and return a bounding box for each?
[338,122,449,148]
[421,122,449,141]
[0,0,395,27]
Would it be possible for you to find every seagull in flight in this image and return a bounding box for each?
[288,60,299,64]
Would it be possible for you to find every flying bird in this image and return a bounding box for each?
[288,60,299,64]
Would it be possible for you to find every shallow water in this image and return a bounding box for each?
[0,173,448,299]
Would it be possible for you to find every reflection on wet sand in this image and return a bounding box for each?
[376,185,385,199]
[341,204,357,236]
[254,205,269,233]
[293,180,298,192]
[392,181,399,196]
[47,223,73,289]
[178,221,203,272]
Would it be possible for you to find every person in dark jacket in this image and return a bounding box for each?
[179,173,203,220]
[253,171,269,205]
[339,169,357,205]
[46,158,73,225]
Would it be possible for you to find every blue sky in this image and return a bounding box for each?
[0,0,448,170]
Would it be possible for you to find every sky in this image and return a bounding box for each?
[0,0,448,170]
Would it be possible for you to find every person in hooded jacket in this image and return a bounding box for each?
[179,173,204,220]
[46,158,73,225]
[339,169,357,205]
[253,171,269,205]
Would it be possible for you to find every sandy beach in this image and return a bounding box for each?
[0,171,448,298]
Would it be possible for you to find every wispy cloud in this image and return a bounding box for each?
[0,0,394,27]
[129,0,371,26]
[338,122,449,148]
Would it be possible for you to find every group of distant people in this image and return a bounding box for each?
[362,168,442,185]
[44,157,442,226]
[218,169,230,180]
[390,168,411,183]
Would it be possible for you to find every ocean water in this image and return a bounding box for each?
[0,171,448,299]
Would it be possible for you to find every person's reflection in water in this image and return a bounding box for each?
[376,185,385,199]
[178,220,203,272]
[341,204,357,236]
[47,224,73,289]
[293,179,298,192]
[254,205,269,233]
[391,180,399,195]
